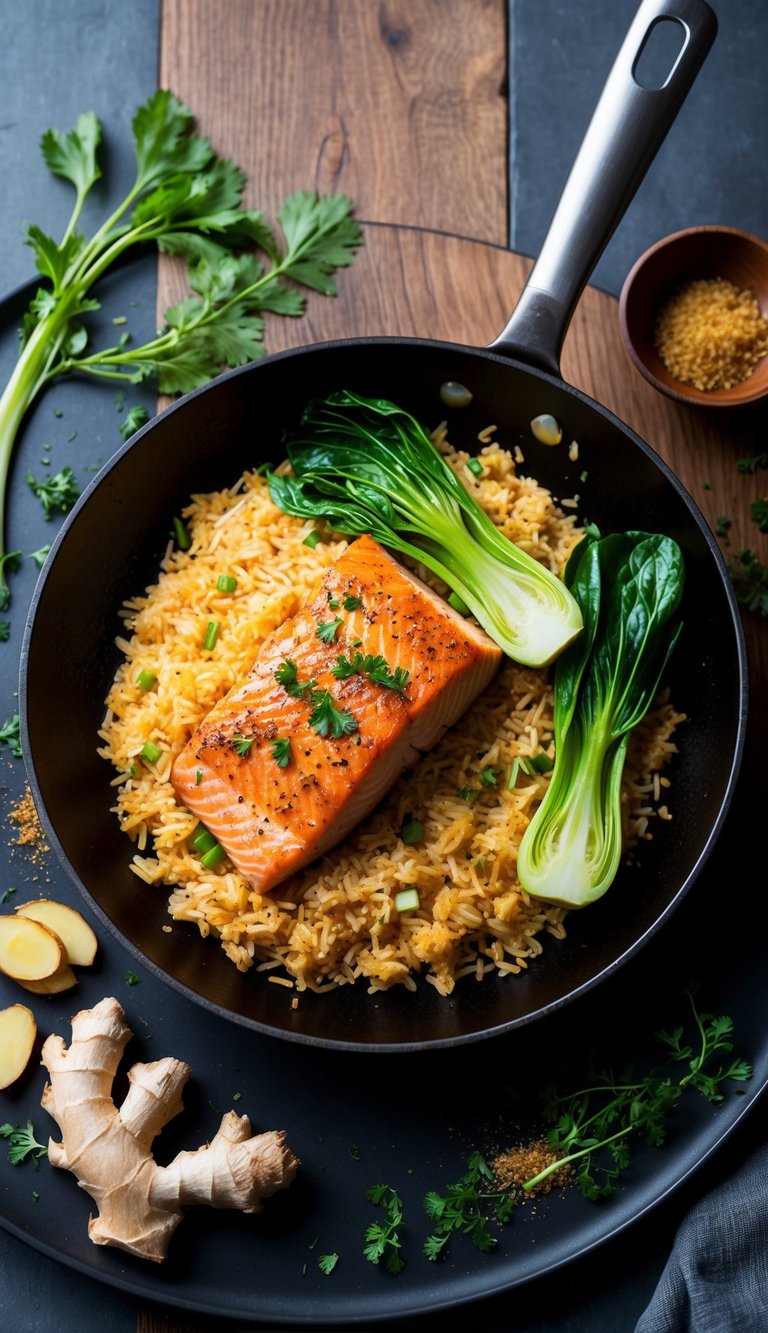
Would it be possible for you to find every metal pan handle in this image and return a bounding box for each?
[490,0,717,376]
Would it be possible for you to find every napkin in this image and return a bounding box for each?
[635,1141,768,1332]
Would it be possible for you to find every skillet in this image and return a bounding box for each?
[21,0,745,1050]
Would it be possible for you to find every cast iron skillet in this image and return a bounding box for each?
[22,0,744,1050]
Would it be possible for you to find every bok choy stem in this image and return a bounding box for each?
[267,391,583,668]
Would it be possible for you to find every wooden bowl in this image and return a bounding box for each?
[619,225,768,408]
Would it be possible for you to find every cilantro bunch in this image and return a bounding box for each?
[526,994,752,1198]
[0,89,362,611]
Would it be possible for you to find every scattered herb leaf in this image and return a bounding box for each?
[0,1122,48,1168]
[26,466,79,519]
[271,736,293,768]
[423,1152,515,1260]
[364,1185,405,1274]
[0,713,22,757]
[317,1253,339,1275]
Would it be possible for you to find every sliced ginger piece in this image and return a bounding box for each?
[16,900,97,967]
[18,962,78,996]
[0,1003,37,1089]
[0,915,63,981]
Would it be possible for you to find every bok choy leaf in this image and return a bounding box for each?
[267,392,583,667]
[517,529,684,908]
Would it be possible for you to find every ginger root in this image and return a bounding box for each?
[40,996,299,1262]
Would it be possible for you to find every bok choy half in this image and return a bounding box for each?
[267,391,583,667]
[517,529,684,908]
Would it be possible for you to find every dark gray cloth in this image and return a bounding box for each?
[636,1143,768,1333]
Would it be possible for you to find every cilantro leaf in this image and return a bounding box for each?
[0,1121,48,1168]
[232,732,254,757]
[277,191,363,294]
[40,110,101,199]
[270,737,292,768]
[119,405,150,440]
[0,713,22,757]
[26,466,80,519]
[364,1185,405,1274]
[316,617,343,644]
[308,689,358,739]
[317,1252,339,1275]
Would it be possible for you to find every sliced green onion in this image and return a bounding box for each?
[400,819,424,845]
[200,842,227,869]
[394,887,420,913]
[216,574,238,593]
[204,621,220,651]
[173,516,191,550]
[480,767,497,787]
[140,741,162,765]
[303,529,321,548]
[448,591,470,615]
[528,752,554,774]
[466,457,484,478]
[136,668,156,692]
[193,828,218,854]
[195,769,203,785]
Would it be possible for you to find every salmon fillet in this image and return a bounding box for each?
[171,534,502,893]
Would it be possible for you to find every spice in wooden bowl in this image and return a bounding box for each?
[654,276,768,391]
[619,226,768,409]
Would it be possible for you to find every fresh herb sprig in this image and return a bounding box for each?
[423,1152,515,1260]
[331,650,409,694]
[364,1185,406,1274]
[0,713,22,757]
[26,466,80,519]
[0,1122,48,1168]
[0,90,361,611]
[524,994,752,1199]
[275,659,358,738]
[727,548,768,617]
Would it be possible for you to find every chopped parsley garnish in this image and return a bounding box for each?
[232,732,254,757]
[26,466,80,519]
[317,1253,339,1275]
[316,616,343,644]
[343,593,362,611]
[728,548,768,617]
[271,736,293,768]
[119,405,149,440]
[124,970,140,986]
[195,769,203,785]
[308,689,358,739]
[275,659,316,699]
[364,1185,405,1274]
[0,621,8,641]
[0,713,22,758]
[327,594,341,609]
[423,1152,515,1260]
[331,651,409,694]
[28,544,51,568]
[0,1122,48,1169]
[456,785,478,804]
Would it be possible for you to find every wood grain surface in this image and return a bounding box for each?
[146,1,766,1328]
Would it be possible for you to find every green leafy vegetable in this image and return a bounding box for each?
[364,1185,405,1274]
[316,616,343,644]
[751,497,768,533]
[28,544,52,568]
[124,970,140,987]
[270,736,293,768]
[517,530,684,908]
[232,732,254,757]
[308,688,358,739]
[423,1152,515,1260]
[737,450,768,473]
[317,1252,339,1275]
[26,466,80,519]
[728,548,768,616]
[0,91,361,613]
[0,713,22,757]
[0,1121,48,1168]
[119,404,149,440]
[524,994,751,1199]
[343,593,362,611]
[267,391,583,667]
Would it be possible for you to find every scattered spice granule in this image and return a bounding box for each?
[491,1140,573,1197]
[654,276,768,391]
[9,787,50,860]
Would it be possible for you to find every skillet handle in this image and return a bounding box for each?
[490,0,717,376]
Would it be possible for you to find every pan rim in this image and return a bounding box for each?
[19,335,749,1052]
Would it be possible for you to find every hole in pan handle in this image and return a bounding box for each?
[490,0,717,377]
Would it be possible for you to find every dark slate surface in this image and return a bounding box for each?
[0,2,765,1331]
[510,0,768,296]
